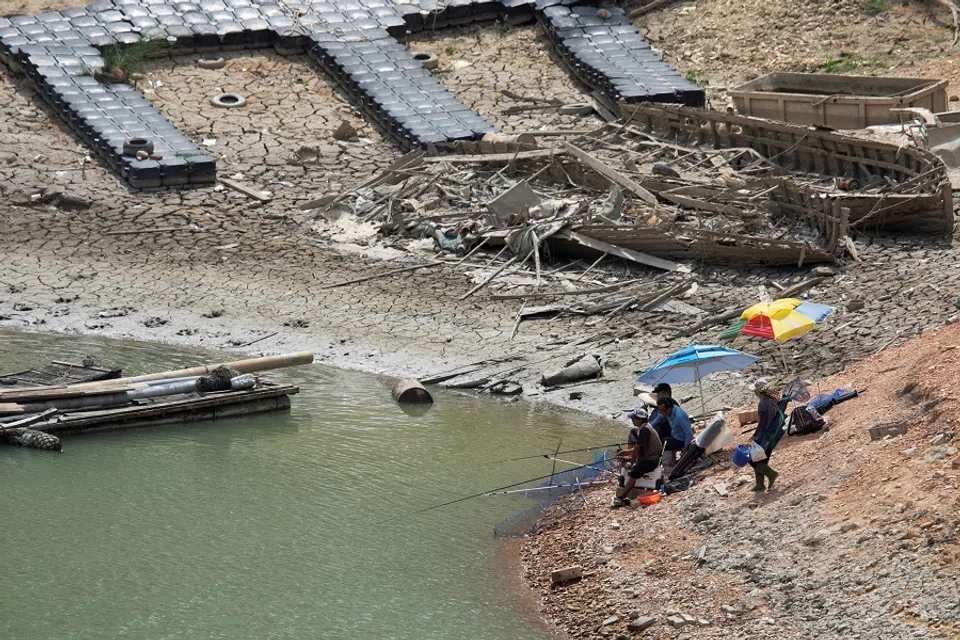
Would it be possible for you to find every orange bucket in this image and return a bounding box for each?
[636,491,662,505]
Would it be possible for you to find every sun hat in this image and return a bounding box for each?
[637,391,657,407]
[626,407,649,421]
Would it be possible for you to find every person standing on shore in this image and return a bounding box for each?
[612,408,662,508]
[748,378,785,491]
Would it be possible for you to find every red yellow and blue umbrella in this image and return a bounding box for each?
[719,298,835,343]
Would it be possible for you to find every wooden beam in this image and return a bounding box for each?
[217,177,272,202]
[320,261,444,290]
[563,142,659,205]
[554,228,690,273]
[423,149,558,164]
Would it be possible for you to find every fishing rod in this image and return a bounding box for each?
[376,459,611,525]
[489,479,609,496]
[545,455,615,476]
[483,441,628,464]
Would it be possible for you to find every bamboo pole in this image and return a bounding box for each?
[0,352,315,401]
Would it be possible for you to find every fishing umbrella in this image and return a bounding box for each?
[740,299,835,343]
[734,298,835,369]
[636,344,759,416]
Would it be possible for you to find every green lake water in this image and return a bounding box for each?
[0,330,619,640]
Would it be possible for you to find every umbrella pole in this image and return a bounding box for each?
[779,343,789,373]
[696,362,706,419]
[698,376,706,420]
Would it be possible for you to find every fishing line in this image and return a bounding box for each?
[482,441,628,464]
[375,459,611,525]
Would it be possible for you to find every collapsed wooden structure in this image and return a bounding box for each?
[617,102,953,236]
[406,103,952,268]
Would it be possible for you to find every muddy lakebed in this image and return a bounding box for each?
[0,329,621,640]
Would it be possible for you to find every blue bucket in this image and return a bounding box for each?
[732,444,752,467]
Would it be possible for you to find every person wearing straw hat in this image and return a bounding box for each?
[612,408,662,508]
[643,382,675,442]
[747,378,785,491]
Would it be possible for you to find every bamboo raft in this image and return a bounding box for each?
[0,352,313,452]
[0,361,120,390]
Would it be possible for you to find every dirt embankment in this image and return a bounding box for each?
[520,321,960,640]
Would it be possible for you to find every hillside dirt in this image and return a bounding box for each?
[520,321,960,640]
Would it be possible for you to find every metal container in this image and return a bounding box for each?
[730,72,948,129]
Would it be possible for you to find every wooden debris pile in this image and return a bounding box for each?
[298,104,953,351]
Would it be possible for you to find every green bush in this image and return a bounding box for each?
[821,55,858,74]
[99,37,165,84]
[863,0,888,16]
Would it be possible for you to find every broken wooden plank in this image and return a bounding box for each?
[843,235,861,262]
[551,565,584,584]
[639,283,692,312]
[780,277,827,298]
[217,177,272,202]
[563,142,659,205]
[320,261,444,290]
[868,420,909,441]
[554,228,689,273]
[300,150,424,210]
[423,149,558,164]
[675,308,742,338]
[0,403,25,416]
[484,278,645,300]
[0,408,57,433]
[459,256,520,301]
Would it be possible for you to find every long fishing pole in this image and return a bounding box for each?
[548,438,562,487]
[483,442,628,464]
[376,460,610,525]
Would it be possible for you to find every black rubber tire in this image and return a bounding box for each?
[122,138,154,157]
[210,93,247,108]
[411,51,439,70]
[197,56,226,70]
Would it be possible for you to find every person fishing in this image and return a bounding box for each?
[646,382,674,442]
[747,378,785,491]
[611,408,662,509]
[655,397,693,465]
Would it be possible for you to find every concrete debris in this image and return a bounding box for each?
[332,121,360,142]
[486,180,542,227]
[550,565,583,584]
[600,615,619,627]
[869,420,909,441]
[626,616,656,632]
[541,355,602,387]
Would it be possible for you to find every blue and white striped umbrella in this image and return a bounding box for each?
[637,344,759,385]
[636,344,759,416]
